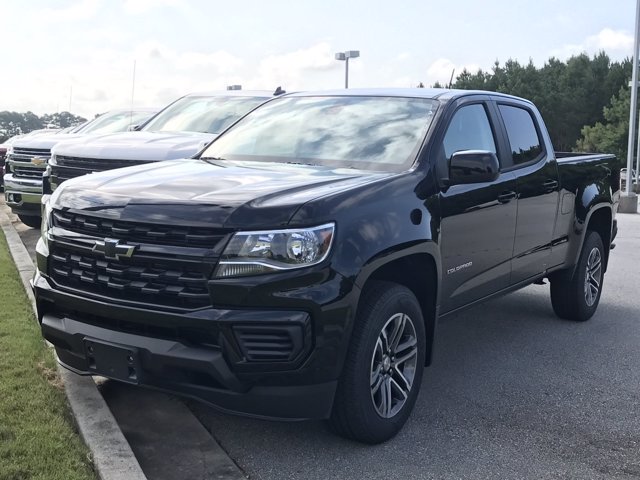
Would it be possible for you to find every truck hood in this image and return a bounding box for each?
[13,133,86,150]
[51,131,216,161]
[53,159,390,228]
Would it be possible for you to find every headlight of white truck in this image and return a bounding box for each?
[215,223,335,278]
[40,199,53,248]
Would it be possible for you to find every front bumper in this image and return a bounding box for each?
[4,174,42,216]
[33,269,343,420]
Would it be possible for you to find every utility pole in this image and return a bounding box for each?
[130,60,137,126]
[620,0,640,213]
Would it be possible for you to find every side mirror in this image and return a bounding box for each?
[449,150,499,185]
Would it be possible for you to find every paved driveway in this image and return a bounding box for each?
[190,213,640,480]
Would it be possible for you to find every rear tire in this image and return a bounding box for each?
[18,214,41,229]
[328,281,426,444]
[550,230,605,322]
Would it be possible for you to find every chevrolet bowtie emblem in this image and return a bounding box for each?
[31,156,47,165]
[92,238,137,260]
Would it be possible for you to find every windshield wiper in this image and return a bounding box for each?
[199,156,227,167]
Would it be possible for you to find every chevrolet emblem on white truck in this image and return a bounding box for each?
[92,238,137,260]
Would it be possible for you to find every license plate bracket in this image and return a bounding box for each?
[83,338,141,384]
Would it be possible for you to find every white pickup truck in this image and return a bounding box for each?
[45,90,280,197]
[4,109,156,227]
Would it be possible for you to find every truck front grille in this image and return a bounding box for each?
[49,244,212,310]
[13,147,51,158]
[52,210,229,249]
[8,148,50,178]
[54,155,152,179]
[12,165,43,178]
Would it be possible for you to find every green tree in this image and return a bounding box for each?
[40,111,87,128]
[0,111,87,142]
[451,53,632,151]
[576,86,631,162]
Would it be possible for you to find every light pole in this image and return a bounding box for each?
[621,0,640,212]
[335,50,360,88]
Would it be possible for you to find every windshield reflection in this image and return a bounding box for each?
[78,110,154,135]
[202,96,438,170]
[142,96,268,134]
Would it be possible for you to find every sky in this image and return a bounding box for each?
[0,0,638,118]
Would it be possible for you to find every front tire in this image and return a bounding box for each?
[550,230,605,322]
[329,281,426,444]
[18,214,41,229]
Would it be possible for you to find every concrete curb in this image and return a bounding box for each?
[0,210,147,480]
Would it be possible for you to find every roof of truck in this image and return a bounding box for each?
[184,90,281,98]
[284,88,532,104]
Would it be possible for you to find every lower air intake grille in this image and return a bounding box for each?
[233,325,305,362]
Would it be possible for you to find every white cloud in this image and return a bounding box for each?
[551,28,633,59]
[586,28,634,51]
[176,51,243,73]
[424,58,480,87]
[132,41,243,73]
[249,42,341,90]
[391,76,417,88]
[34,0,102,23]
[122,0,181,15]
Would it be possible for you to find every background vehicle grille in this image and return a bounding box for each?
[13,147,51,158]
[52,210,229,248]
[49,244,212,309]
[8,148,50,178]
[12,165,43,178]
[54,155,152,178]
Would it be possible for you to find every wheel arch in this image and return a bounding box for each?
[585,206,612,271]
[354,244,440,366]
[566,204,613,277]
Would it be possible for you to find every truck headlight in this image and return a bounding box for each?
[40,199,53,247]
[215,223,335,278]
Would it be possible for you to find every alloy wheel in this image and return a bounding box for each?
[584,247,602,307]
[369,312,418,418]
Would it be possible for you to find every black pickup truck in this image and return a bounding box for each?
[34,89,619,443]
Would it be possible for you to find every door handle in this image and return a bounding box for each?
[497,191,517,204]
[543,179,559,192]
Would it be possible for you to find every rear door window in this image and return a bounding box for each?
[498,105,543,165]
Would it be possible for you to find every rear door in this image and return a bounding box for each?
[437,97,518,313]
[493,100,560,284]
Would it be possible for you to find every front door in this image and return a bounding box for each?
[437,100,518,313]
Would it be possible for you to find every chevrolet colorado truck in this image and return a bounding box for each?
[44,90,281,194]
[4,108,157,227]
[34,89,619,443]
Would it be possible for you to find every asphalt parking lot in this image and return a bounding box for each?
[4,196,640,479]
[190,212,640,480]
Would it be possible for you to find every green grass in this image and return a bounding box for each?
[0,231,95,480]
